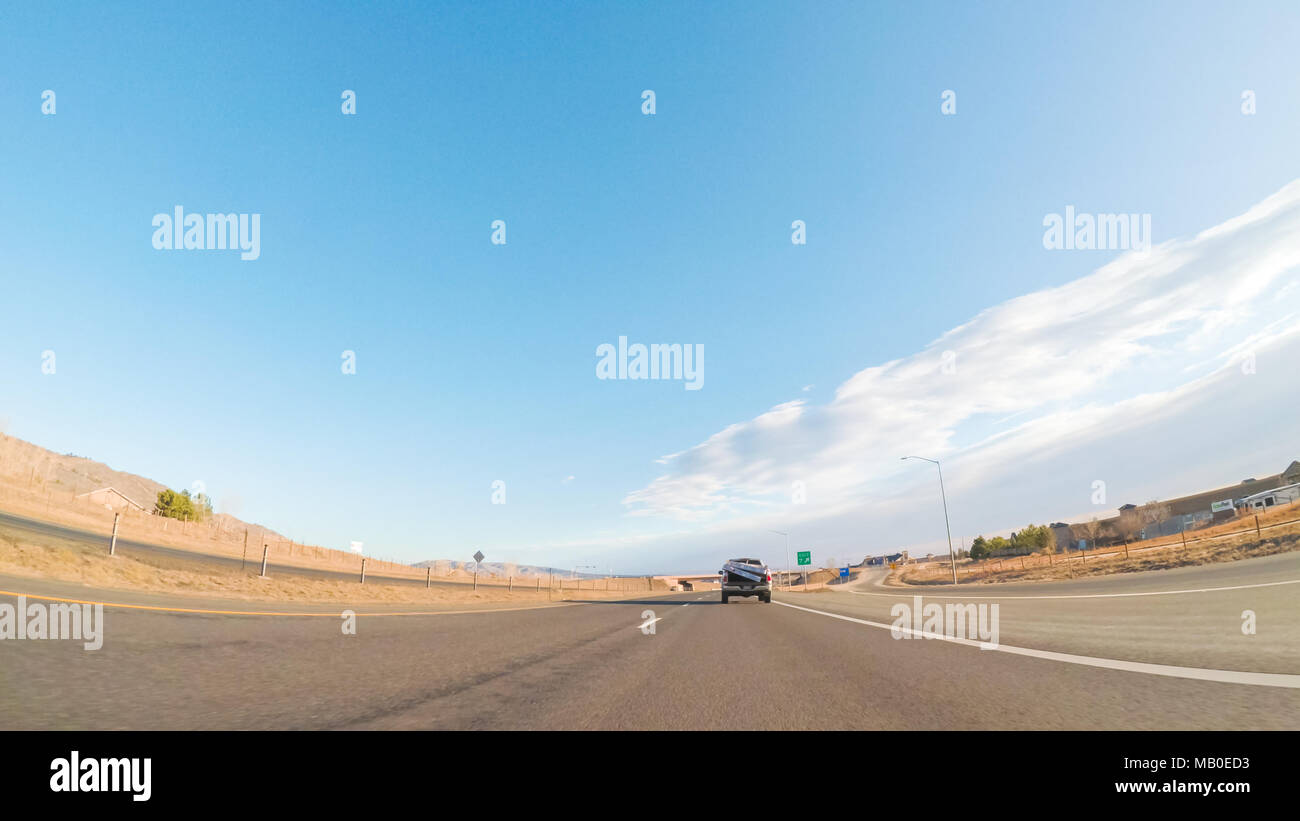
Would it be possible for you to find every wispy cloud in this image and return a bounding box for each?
[622,180,1300,533]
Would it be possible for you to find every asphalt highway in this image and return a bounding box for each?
[1,552,1297,729]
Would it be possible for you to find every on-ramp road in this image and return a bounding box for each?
[1,553,1297,729]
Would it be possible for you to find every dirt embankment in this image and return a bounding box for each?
[0,529,653,606]
[0,467,653,597]
[777,567,842,592]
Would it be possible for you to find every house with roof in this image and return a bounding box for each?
[1054,460,1298,545]
[75,487,148,513]
[1281,461,1300,485]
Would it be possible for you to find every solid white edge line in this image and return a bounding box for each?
[844,578,1300,600]
[773,599,1300,689]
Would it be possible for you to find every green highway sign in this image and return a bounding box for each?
[797,551,811,566]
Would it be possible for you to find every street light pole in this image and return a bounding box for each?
[902,456,958,585]
[769,529,790,589]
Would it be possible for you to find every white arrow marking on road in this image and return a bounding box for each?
[774,600,1300,689]
[634,598,699,631]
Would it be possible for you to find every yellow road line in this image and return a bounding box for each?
[0,589,578,618]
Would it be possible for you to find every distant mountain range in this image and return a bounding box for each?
[411,559,611,579]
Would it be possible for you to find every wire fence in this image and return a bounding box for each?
[911,501,1300,582]
[0,469,659,593]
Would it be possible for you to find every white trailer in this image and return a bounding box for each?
[1240,483,1300,512]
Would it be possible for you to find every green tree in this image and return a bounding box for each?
[154,488,209,522]
[1012,523,1054,554]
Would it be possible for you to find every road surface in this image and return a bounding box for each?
[1,553,1297,729]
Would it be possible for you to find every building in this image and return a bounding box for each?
[1281,461,1300,485]
[1146,472,1298,535]
[1064,461,1298,544]
[75,487,148,514]
[1049,523,1074,551]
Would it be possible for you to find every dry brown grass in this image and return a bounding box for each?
[0,477,424,576]
[895,519,1300,585]
[0,474,654,593]
[0,529,651,606]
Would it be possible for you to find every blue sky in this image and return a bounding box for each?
[3,1,1300,573]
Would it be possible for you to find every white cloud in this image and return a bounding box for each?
[621,179,1300,537]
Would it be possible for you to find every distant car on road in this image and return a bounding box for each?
[719,557,772,604]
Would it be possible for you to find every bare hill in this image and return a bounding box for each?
[0,434,168,508]
[0,433,285,540]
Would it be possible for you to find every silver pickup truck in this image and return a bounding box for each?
[719,558,772,604]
